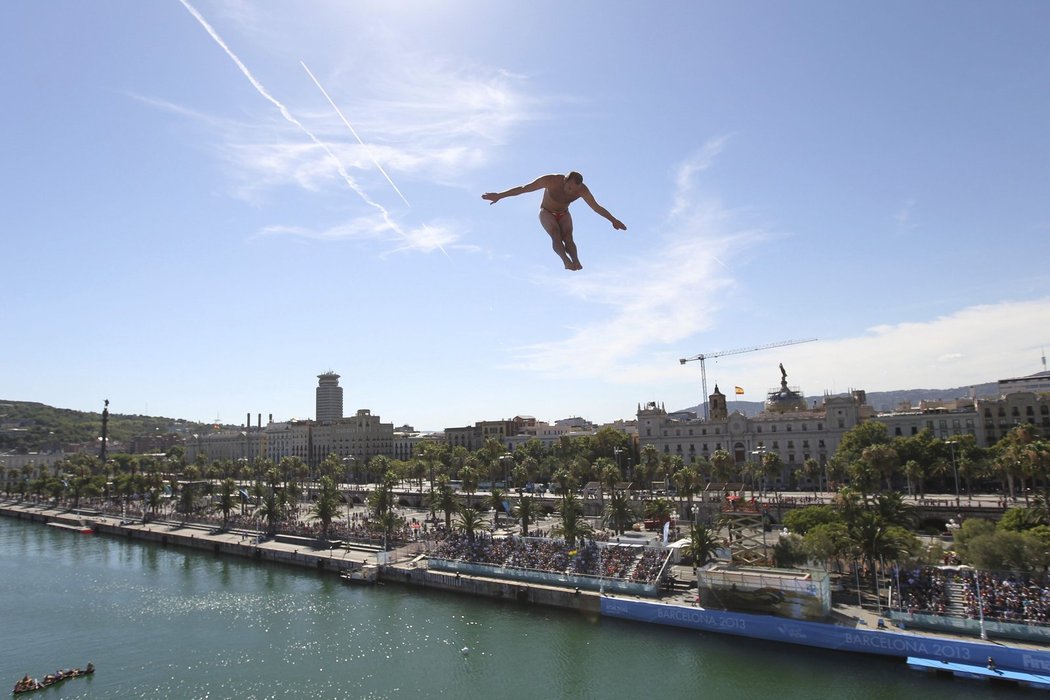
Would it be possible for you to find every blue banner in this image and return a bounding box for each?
[601,597,1050,676]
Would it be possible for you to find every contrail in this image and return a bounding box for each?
[300,61,411,208]
[177,0,433,253]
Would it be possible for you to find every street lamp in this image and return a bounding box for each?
[500,452,512,489]
[426,455,436,523]
[945,440,960,507]
[751,445,767,499]
[974,569,988,640]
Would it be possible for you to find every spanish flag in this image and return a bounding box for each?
[735,386,745,395]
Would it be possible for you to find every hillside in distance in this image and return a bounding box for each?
[0,400,222,453]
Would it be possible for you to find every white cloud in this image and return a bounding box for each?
[671,136,733,217]
[894,197,917,232]
[258,216,465,255]
[162,3,543,258]
[726,298,1050,396]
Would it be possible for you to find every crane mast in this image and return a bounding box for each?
[678,338,817,420]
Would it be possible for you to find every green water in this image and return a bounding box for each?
[0,519,1014,699]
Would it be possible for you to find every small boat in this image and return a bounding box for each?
[47,518,94,534]
[341,564,378,585]
[13,663,94,694]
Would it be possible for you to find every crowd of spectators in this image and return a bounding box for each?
[960,570,1050,625]
[431,532,670,583]
[898,567,950,615]
[896,565,1050,626]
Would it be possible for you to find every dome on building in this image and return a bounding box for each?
[765,363,807,414]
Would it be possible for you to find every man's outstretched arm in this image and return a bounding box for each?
[482,175,553,204]
[580,187,627,230]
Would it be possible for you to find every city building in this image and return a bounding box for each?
[637,365,869,489]
[871,403,981,443]
[187,372,393,470]
[186,428,265,465]
[998,369,1050,397]
[977,391,1050,444]
[316,371,343,423]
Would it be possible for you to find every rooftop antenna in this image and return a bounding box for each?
[1042,346,1047,372]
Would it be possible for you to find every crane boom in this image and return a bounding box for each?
[678,338,817,420]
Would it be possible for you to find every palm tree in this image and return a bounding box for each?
[861,443,900,493]
[513,495,540,537]
[428,479,459,530]
[144,479,165,521]
[761,452,785,501]
[66,463,101,511]
[871,491,917,530]
[593,456,620,509]
[710,449,736,486]
[488,488,508,528]
[640,444,662,498]
[550,467,577,496]
[311,476,341,541]
[683,524,720,569]
[802,458,822,495]
[255,489,286,538]
[644,498,674,530]
[459,463,480,507]
[903,459,924,498]
[669,459,693,510]
[375,510,403,549]
[604,490,636,535]
[456,506,488,543]
[368,472,398,521]
[552,492,591,548]
[847,458,879,502]
[213,478,238,530]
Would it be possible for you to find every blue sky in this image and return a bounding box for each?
[3,1,1048,432]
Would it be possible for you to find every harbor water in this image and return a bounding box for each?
[0,519,1016,698]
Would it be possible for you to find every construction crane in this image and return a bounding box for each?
[679,338,817,420]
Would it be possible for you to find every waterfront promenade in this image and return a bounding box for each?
[5,496,1050,684]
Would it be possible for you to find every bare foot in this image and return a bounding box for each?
[562,259,575,270]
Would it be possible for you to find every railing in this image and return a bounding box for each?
[890,610,1050,644]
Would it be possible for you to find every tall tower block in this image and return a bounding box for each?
[316,372,343,423]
